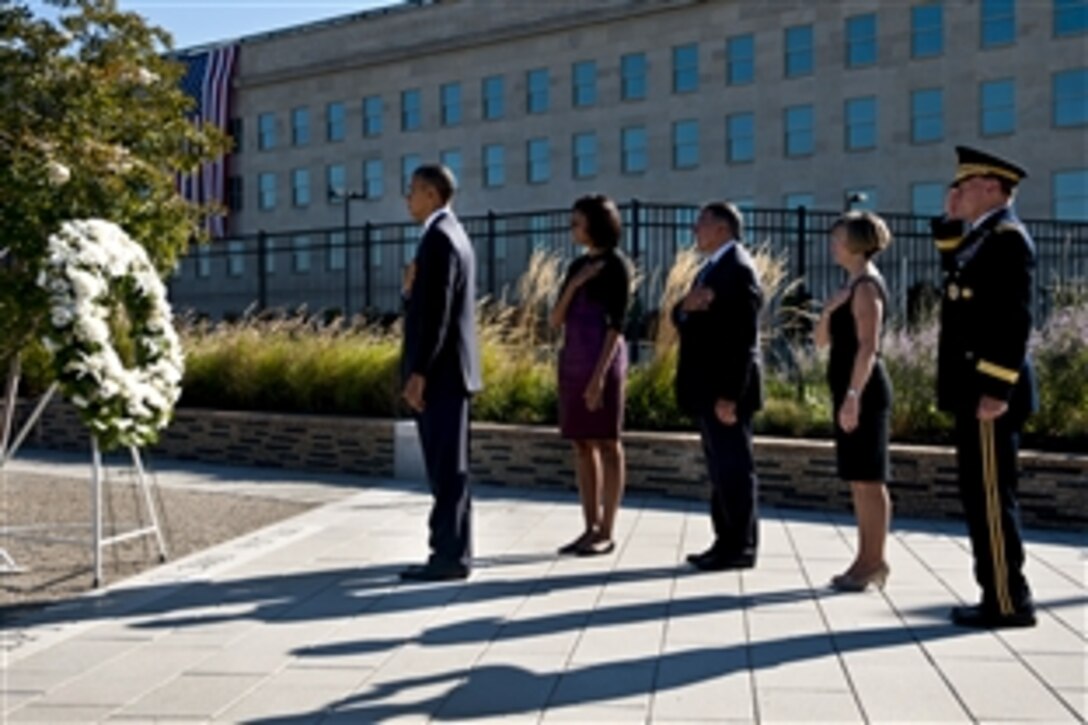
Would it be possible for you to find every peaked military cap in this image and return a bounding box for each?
[953,145,1028,186]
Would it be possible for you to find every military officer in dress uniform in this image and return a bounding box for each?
[938,146,1038,629]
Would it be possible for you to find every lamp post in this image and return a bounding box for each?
[329,188,366,317]
[844,191,868,212]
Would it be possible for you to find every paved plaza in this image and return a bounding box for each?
[2,452,1085,723]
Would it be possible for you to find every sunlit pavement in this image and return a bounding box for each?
[2,452,1084,723]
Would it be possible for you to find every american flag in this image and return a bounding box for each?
[177,44,237,238]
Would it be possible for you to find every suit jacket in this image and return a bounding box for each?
[937,206,1037,422]
[673,243,764,417]
[402,211,483,397]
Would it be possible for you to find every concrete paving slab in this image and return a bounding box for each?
[2,451,1084,724]
[756,687,863,722]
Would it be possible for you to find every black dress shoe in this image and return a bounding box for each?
[951,604,1036,629]
[689,553,756,572]
[399,562,470,582]
[685,546,722,566]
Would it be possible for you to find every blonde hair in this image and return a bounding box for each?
[831,210,891,259]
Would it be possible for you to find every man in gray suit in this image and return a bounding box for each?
[400,164,482,581]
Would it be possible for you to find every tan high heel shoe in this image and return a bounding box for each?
[830,562,890,592]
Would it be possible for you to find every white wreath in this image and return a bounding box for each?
[37,219,184,449]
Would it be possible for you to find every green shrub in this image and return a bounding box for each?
[626,348,686,431]
[472,342,557,424]
[158,299,1088,451]
[1027,305,1088,450]
[180,320,400,416]
[882,321,953,443]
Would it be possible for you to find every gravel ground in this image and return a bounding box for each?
[1,470,314,612]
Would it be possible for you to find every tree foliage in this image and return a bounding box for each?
[0,0,229,360]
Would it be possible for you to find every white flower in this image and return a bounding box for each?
[67,268,105,303]
[75,314,110,346]
[50,306,75,328]
[41,219,184,449]
[46,160,70,186]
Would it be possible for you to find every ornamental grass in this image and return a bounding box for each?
[14,249,1082,452]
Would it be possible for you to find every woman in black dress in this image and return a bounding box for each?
[815,211,893,591]
[549,195,630,556]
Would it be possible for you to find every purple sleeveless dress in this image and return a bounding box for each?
[558,284,627,440]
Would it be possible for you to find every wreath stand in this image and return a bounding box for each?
[0,354,168,587]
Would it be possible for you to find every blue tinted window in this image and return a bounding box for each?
[621,126,647,174]
[572,61,597,107]
[785,25,813,77]
[483,144,505,187]
[326,102,345,142]
[401,154,420,195]
[572,132,597,178]
[727,34,754,85]
[326,164,345,201]
[258,112,276,150]
[672,119,699,168]
[845,96,877,150]
[292,236,311,274]
[784,105,814,156]
[363,159,384,199]
[912,4,943,57]
[981,0,1016,47]
[1053,169,1088,220]
[1055,0,1088,36]
[362,96,382,137]
[980,79,1015,135]
[527,69,549,114]
[440,82,461,126]
[1054,68,1088,126]
[291,107,309,146]
[482,75,504,120]
[258,172,276,209]
[911,182,945,216]
[527,138,550,183]
[291,168,310,207]
[846,14,877,67]
[673,44,699,93]
[726,113,754,162]
[621,53,647,100]
[401,90,421,131]
[911,88,943,142]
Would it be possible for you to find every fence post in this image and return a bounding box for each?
[795,205,807,281]
[486,210,497,298]
[364,221,373,313]
[794,208,808,402]
[629,199,642,364]
[256,230,267,311]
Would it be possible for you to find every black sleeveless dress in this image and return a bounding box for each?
[827,274,892,482]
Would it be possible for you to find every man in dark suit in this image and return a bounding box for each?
[673,202,764,571]
[400,163,482,581]
[938,146,1038,628]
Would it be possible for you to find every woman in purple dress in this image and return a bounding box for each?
[550,195,631,556]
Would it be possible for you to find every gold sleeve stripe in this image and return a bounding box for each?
[935,237,963,251]
[977,360,1019,384]
[955,163,1022,184]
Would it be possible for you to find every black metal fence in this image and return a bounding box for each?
[170,201,1088,328]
